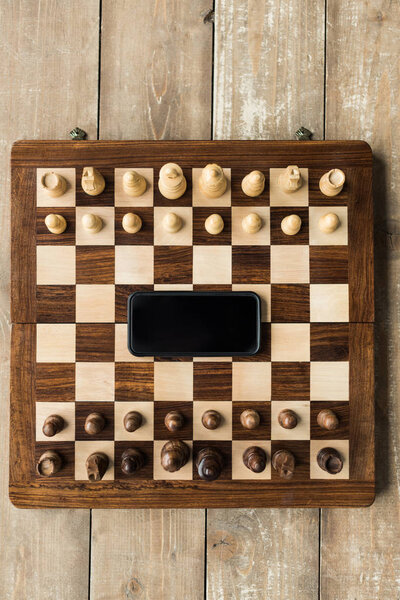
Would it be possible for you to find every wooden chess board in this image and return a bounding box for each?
[10,140,374,508]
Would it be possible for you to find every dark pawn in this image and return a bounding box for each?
[36,450,62,477]
[243,446,267,473]
[278,409,298,430]
[317,447,343,474]
[42,414,64,437]
[161,440,190,473]
[121,448,145,475]
[124,411,142,433]
[317,409,339,431]
[84,412,105,435]
[201,410,221,430]
[272,449,296,480]
[164,410,184,432]
[86,452,109,481]
[240,409,260,430]
[196,447,223,481]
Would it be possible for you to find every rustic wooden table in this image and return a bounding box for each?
[0,1,398,598]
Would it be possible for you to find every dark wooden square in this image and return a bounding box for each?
[193,207,231,245]
[76,246,115,284]
[193,441,232,480]
[36,207,76,245]
[115,363,154,402]
[271,441,310,481]
[232,246,270,284]
[232,402,271,440]
[230,166,269,206]
[36,285,75,322]
[310,246,348,284]
[193,363,232,401]
[76,167,114,206]
[36,363,75,402]
[154,401,193,440]
[114,441,154,480]
[154,169,192,206]
[271,363,310,401]
[115,207,154,245]
[115,284,153,322]
[154,246,193,283]
[75,402,114,441]
[34,442,75,478]
[270,207,309,244]
[308,169,349,207]
[310,324,349,361]
[76,324,115,362]
[271,284,310,322]
[310,402,350,439]
[234,323,270,362]
[193,284,232,292]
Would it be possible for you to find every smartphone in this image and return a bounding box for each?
[127,291,261,357]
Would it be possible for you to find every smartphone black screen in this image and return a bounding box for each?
[128,291,260,357]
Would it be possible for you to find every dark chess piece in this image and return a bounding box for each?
[240,408,260,430]
[201,410,221,430]
[164,410,184,432]
[196,447,223,481]
[121,448,145,475]
[84,412,105,435]
[243,446,267,473]
[278,409,298,429]
[86,452,109,481]
[124,411,142,432]
[317,447,343,474]
[272,449,296,480]
[42,414,64,437]
[36,450,62,477]
[317,409,339,431]
[160,440,190,473]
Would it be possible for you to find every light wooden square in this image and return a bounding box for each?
[271,324,310,362]
[154,362,193,402]
[271,401,310,440]
[36,402,75,442]
[75,362,115,402]
[232,441,271,480]
[269,168,309,206]
[193,246,232,284]
[310,284,349,322]
[309,206,348,245]
[76,206,115,245]
[270,245,309,283]
[153,440,193,480]
[193,401,232,440]
[76,284,115,323]
[114,401,154,441]
[232,362,271,402]
[310,362,349,401]
[37,246,76,285]
[115,324,154,363]
[154,284,194,291]
[231,207,270,245]
[232,284,271,322]
[115,245,154,284]
[192,168,231,206]
[193,356,233,362]
[114,168,154,207]
[36,324,76,363]
[37,168,76,207]
[154,207,192,245]
[310,440,349,479]
[75,440,114,481]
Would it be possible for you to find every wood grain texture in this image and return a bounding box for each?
[1,1,98,598]
[321,2,400,598]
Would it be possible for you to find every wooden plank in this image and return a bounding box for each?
[321,1,400,598]
[207,1,324,597]
[0,0,98,598]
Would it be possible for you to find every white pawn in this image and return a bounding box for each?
[122,170,146,197]
[319,169,345,197]
[122,212,142,234]
[319,212,340,233]
[45,213,67,234]
[199,164,227,198]
[163,212,182,233]
[205,214,224,235]
[158,163,187,200]
[241,170,265,197]
[278,165,302,193]
[40,172,67,198]
[242,213,262,234]
[81,167,105,196]
[82,213,103,233]
[281,214,302,236]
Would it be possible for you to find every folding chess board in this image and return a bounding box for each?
[10,141,374,508]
